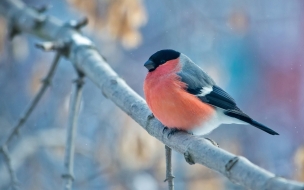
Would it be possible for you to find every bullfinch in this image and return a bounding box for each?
[143,49,279,136]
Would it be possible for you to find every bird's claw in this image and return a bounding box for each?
[162,127,177,137]
[166,128,180,138]
[163,127,192,138]
[162,126,169,134]
[187,131,194,135]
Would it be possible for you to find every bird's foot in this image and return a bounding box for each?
[162,126,169,134]
[204,137,219,147]
[162,127,191,138]
[163,127,180,138]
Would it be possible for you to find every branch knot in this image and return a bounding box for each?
[68,17,88,30]
[225,156,239,172]
[164,175,175,182]
[184,151,195,165]
[33,4,51,13]
[61,174,75,181]
[36,40,71,57]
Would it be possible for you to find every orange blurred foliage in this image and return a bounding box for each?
[294,146,304,181]
[68,0,147,49]
[188,177,223,190]
[228,9,249,35]
[118,113,163,170]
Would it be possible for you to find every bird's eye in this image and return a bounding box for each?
[160,60,166,64]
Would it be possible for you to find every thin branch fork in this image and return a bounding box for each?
[32,4,51,13]
[1,52,61,147]
[0,1,303,190]
[0,51,61,189]
[62,73,84,190]
[0,146,18,190]
[36,41,66,52]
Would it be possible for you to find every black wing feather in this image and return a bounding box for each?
[178,69,279,135]
[203,85,237,110]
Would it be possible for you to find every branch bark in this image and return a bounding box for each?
[0,0,303,189]
[164,145,174,190]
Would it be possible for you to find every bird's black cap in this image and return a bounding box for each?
[144,49,180,72]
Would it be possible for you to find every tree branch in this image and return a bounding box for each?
[1,52,61,146]
[0,146,18,190]
[164,145,174,190]
[62,73,84,190]
[0,0,303,189]
[0,50,61,189]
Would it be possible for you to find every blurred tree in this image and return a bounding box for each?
[67,0,147,49]
[0,0,303,190]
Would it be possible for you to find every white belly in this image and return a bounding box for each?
[190,108,247,136]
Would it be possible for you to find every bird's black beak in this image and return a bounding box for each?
[144,60,156,71]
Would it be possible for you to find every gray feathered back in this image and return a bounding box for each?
[177,54,215,90]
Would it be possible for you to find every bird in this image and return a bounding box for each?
[143,49,279,136]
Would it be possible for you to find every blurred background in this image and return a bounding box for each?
[0,0,303,189]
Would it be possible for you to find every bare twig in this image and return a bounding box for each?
[0,128,92,189]
[68,17,88,30]
[1,52,61,146]
[33,4,51,13]
[0,146,18,190]
[164,145,174,190]
[0,1,303,189]
[62,73,84,190]
[36,41,66,52]
[0,52,61,189]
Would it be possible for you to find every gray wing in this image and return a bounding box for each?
[177,61,237,110]
[177,61,216,89]
[177,60,279,135]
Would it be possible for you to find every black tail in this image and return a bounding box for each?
[224,110,279,135]
[250,120,279,135]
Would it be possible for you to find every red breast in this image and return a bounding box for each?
[144,58,215,130]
